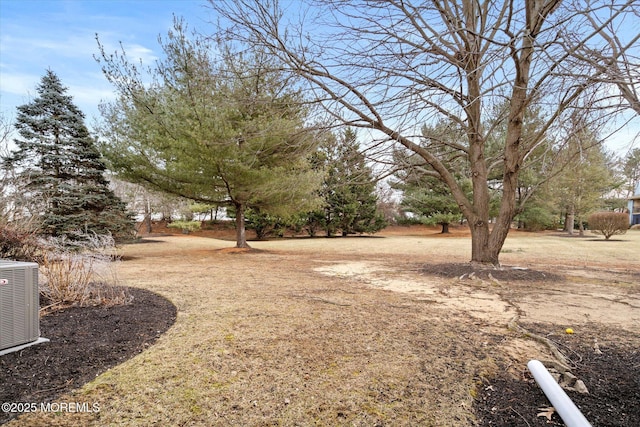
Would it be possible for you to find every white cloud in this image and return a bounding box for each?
[2,30,158,67]
[123,43,158,64]
[0,0,207,120]
[0,71,41,97]
[71,83,116,102]
[0,30,157,119]
[95,36,159,64]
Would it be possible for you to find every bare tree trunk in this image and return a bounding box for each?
[234,202,250,248]
[469,221,499,266]
[143,198,152,234]
[567,207,575,235]
[578,216,585,236]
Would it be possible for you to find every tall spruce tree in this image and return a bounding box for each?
[2,70,133,242]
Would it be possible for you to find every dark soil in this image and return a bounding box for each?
[420,263,640,426]
[0,287,176,425]
[420,262,564,282]
[475,323,640,426]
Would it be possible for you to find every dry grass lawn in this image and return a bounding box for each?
[8,226,640,426]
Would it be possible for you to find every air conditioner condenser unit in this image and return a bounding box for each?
[0,260,48,354]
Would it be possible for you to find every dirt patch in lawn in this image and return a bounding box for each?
[2,226,639,426]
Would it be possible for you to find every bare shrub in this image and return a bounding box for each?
[0,221,44,262]
[39,233,132,310]
[588,212,629,240]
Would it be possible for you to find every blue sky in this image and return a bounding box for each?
[0,0,214,123]
[0,0,637,155]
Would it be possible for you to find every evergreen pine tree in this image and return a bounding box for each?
[397,177,464,234]
[392,122,469,233]
[2,70,133,242]
[548,128,618,236]
[98,24,322,248]
[313,129,386,236]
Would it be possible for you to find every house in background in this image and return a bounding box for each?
[629,182,640,226]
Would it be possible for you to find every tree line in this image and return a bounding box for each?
[393,112,640,236]
[0,41,387,247]
[212,0,640,265]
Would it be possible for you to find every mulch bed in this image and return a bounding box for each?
[419,263,640,426]
[0,287,176,425]
[420,262,563,282]
[475,323,640,426]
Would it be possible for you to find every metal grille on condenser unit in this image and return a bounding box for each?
[0,260,49,356]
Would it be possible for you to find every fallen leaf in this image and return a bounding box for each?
[537,406,556,421]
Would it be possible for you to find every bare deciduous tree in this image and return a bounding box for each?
[575,3,640,115]
[212,0,639,265]
[0,113,14,220]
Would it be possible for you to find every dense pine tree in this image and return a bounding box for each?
[392,122,469,233]
[548,127,618,236]
[310,129,386,236]
[98,23,321,248]
[397,177,464,234]
[2,70,133,242]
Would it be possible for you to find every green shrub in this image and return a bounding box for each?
[515,206,556,231]
[167,221,202,233]
[587,211,629,240]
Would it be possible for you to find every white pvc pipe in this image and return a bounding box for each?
[527,360,592,427]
